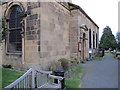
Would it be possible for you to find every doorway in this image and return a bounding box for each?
[82,33,86,59]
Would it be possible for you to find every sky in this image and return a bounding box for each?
[72,0,119,39]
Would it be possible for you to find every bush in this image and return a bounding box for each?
[74,57,79,64]
[49,61,62,71]
[58,58,70,71]
[49,58,78,71]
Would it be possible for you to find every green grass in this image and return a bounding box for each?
[93,57,103,61]
[65,66,84,88]
[111,53,116,57]
[2,68,24,88]
[0,68,2,89]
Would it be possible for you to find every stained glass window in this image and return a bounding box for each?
[8,5,22,53]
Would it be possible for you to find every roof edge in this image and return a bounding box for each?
[68,2,99,29]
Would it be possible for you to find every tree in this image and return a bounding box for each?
[116,32,120,49]
[99,26,117,50]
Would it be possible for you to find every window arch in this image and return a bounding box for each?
[8,5,22,53]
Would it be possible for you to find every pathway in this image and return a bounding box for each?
[80,53,118,88]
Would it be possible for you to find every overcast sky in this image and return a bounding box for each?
[72,0,119,39]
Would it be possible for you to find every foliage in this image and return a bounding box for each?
[49,60,63,71]
[0,18,8,41]
[99,26,117,50]
[58,58,70,71]
[65,66,84,88]
[65,75,80,88]
[74,57,79,64]
[0,68,2,90]
[2,68,24,88]
[49,58,79,71]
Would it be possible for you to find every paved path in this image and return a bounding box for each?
[80,53,118,88]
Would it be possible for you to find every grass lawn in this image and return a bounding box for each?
[65,65,84,88]
[0,68,2,89]
[1,66,84,88]
[2,68,24,88]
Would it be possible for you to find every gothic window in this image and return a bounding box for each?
[89,29,91,48]
[93,31,95,49]
[7,5,22,53]
[96,33,98,48]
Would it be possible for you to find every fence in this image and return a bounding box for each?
[3,68,63,89]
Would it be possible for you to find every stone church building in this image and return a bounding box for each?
[1,0,99,70]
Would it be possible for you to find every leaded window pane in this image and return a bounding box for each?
[8,5,22,53]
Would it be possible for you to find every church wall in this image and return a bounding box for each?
[1,1,99,70]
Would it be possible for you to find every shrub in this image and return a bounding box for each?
[58,58,70,71]
[74,57,79,64]
[49,60,62,71]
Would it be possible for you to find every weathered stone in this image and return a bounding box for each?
[2,1,99,70]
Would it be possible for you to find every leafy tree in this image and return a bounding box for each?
[99,26,117,50]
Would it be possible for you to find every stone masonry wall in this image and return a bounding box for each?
[13,2,71,69]
[70,9,99,59]
[69,10,79,58]
[2,1,99,70]
[2,2,71,70]
[39,2,70,69]
[24,2,41,68]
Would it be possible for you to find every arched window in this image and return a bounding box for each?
[8,5,22,53]
[96,33,98,48]
[93,31,95,49]
[89,29,91,48]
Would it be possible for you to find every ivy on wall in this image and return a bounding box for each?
[0,18,8,41]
